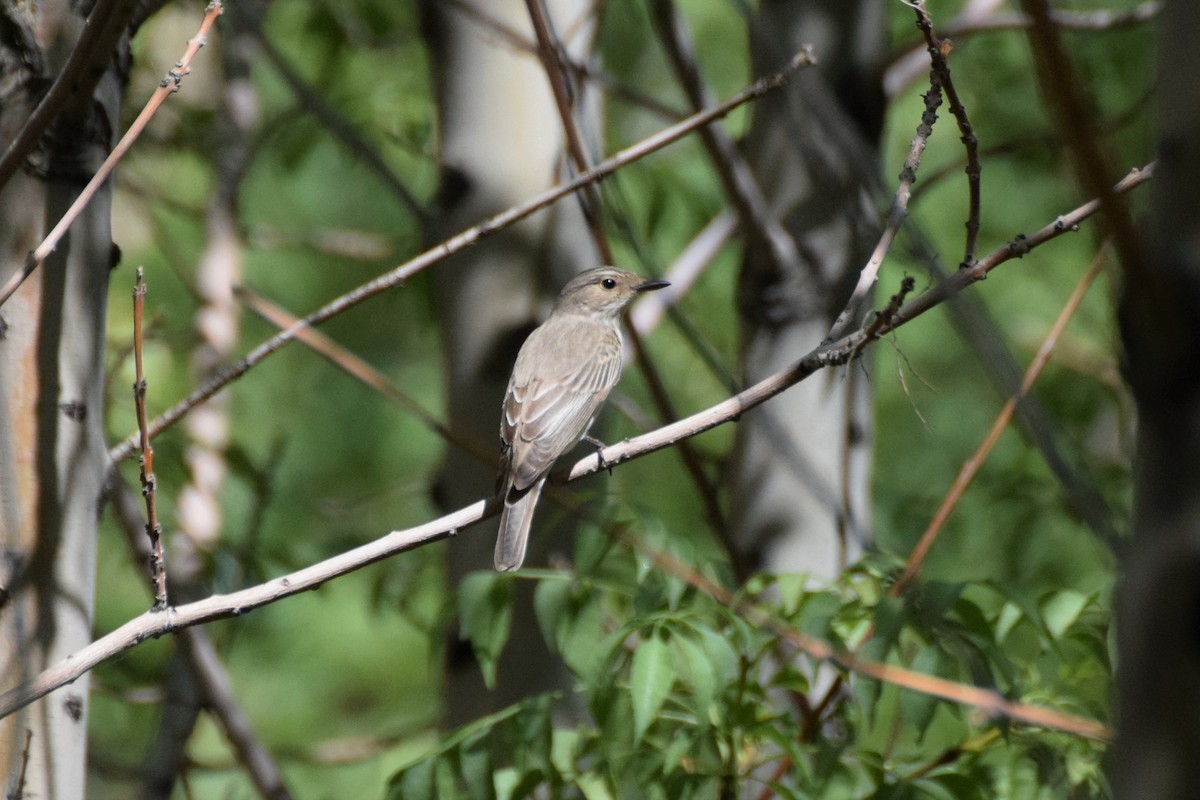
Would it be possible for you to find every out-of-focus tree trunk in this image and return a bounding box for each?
[729,0,884,578]
[1113,1,1200,797]
[0,5,124,796]
[419,0,598,725]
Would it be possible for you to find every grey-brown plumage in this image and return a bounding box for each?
[495,267,670,571]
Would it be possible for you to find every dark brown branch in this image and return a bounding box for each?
[913,0,982,266]
[253,33,428,226]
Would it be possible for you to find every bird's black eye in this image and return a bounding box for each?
[601,278,616,289]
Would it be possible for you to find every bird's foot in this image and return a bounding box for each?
[584,435,613,475]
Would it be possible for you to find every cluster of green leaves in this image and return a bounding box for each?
[389,526,1110,800]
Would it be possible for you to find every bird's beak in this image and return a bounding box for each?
[635,278,670,293]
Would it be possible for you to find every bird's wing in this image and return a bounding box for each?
[502,323,623,493]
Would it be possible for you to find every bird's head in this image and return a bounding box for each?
[553,266,669,318]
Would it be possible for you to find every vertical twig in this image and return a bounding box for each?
[913,0,982,267]
[134,268,169,610]
[826,70,942,342]
[890,244,1109,596]
[523,0,613,264]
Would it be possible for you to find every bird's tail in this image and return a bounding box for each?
[495,479,544,571]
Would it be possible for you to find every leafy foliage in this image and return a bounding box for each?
[390,538,1110,798]
[81,0,1149,796]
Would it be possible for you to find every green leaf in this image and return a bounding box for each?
[675,633,717,715]
[458,572,514,688]
[533,578,572,653]
[1040,589,1091,639]
[387,757,434,800]
[901,645,944,740]
[577,771,616,800]
[994,601,1024,643]
[630,629,676,740]
[559,591,610,683]
[457,728,495,800]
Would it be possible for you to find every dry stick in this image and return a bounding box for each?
[0,0,140,191]
[891,244,1110,597]
[133,267,169,610]
[826,66,942,343]
[8,167,1150,724]
[0,1,224,309]
[109,51,814,465]
[913,0,982,267]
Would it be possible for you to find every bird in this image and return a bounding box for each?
[494,266,670,571]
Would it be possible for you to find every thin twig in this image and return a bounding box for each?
[235,285,490,464]
[108,53,815,464]
[883,2,1159,98]
[15,165,1150,724]
[523,0,611,264]
[445,0,685,120]
[826,68,942,342]
[0,1,224,309]
[913,0,982,267]
[133,267,169,610]
[891,243,1110,596]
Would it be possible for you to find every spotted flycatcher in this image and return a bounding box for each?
[494,266,669,571]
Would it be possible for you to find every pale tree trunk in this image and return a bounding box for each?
[0,5,124,796]
[419,0,598,725]
[1113,1,1200,796]
[729,0,884,578]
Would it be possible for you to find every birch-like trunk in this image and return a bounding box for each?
[729,0,885,578]
[0,6,123,796]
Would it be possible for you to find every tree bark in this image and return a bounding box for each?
[0,4,124,796]
[1113,1,1200,796]
[729,0,885,578]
